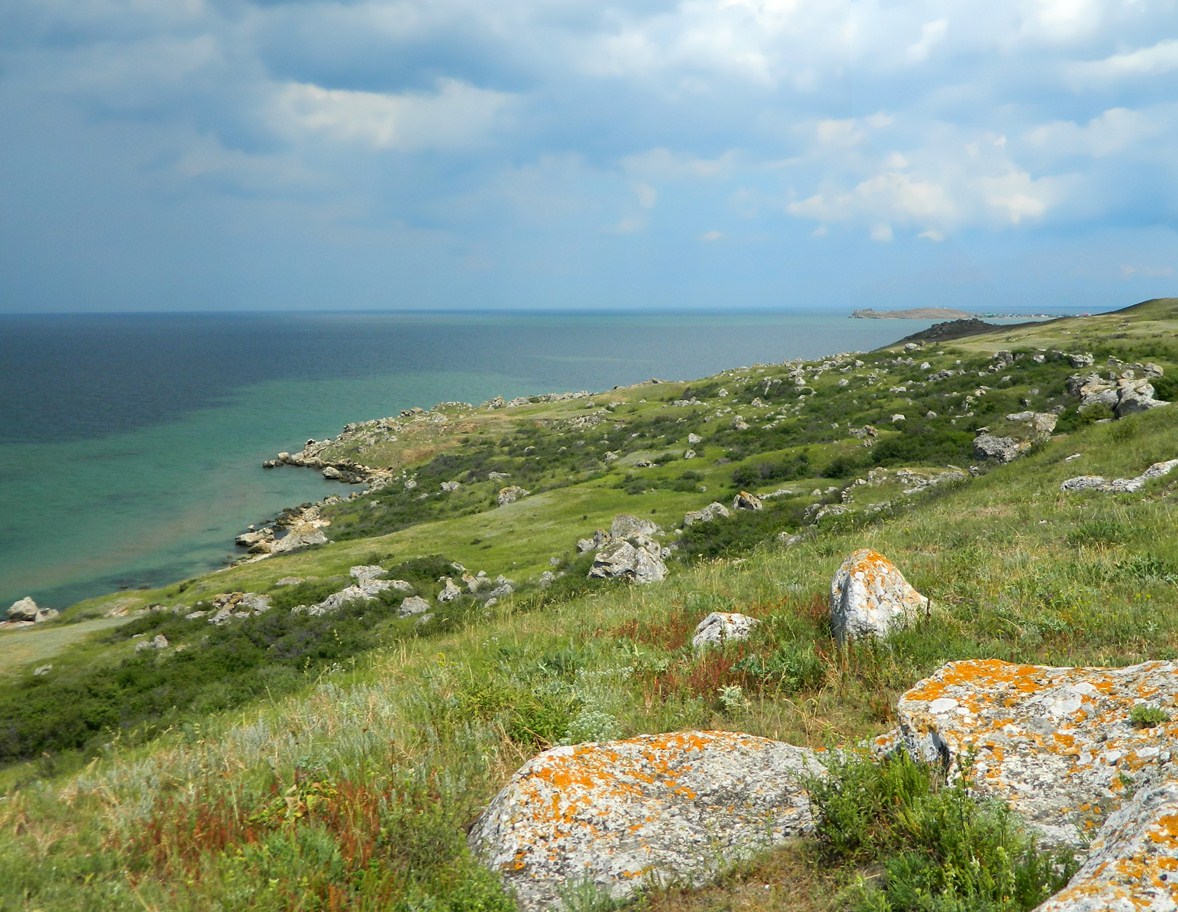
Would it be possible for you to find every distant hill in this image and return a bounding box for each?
[851,307,973,319]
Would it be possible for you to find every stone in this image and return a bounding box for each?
[6,597,39,622]
[974,433,1031,463]
[303,580,391,616]
[1115,377,1168,418]
[683,502,730,526]
[892,658,1178,849]
[440,480,461,493]
[469,731,821,912]
[1067,352,1095,368]
[33,607,60,623]
[588,540,667,584]
[610,514,660,540]
[691,612,759,648]
[497,485,530,506]
[1061,458,1178,494]
[33,665,52,676]
[437,577,463,603]
[269,521,329,554]
[829,549,928,645]
[1035,773,1178,912]
[732,491,763,511]
[687,433,703,445]
[349,565,386,582]
[398,596,430,617]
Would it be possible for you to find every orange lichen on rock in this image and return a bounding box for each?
[829,549,929,645]
[469,731,820,912]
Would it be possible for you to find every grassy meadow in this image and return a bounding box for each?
[1,298,1177,911]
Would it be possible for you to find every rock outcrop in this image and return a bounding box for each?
[683,502,730,526]
[829,549,928,645]
[6,597,41,623]
[497,485,530,506]
[691,612,759,649]
[469,731,820,912]
[1061,458,1178,494]
[588,539,667,584]
[973,433,1030,463]
[732,491,763,511]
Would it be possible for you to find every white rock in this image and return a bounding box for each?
[691,612,759,648]
[829,549,928,645]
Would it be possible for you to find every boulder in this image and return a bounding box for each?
[691,612,759,649]
[349,565,386,582]
[892,658,1178,848]
[398,596,430,618]
[683,502,730,526]
[732,491,763,511]
[973,433,1030,463]
[1115,377,1168,418]
[1035,774,1178,912]
[7,597,39,622]
[610,514,660,540]
[469,731,821,912]
[440,480,461,493]
[829,549,928,645]
[437,577,463,603]
[588,539,667,584]
[34,607,60,623]
[303,580,391,617]
[497,485,530,506]
[269,521,328,554]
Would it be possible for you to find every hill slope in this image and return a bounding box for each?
[2,299,1177,911]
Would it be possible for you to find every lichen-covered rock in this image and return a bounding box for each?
[894,658,1178,848]
[1034,773,1178,912]
[1115,377,1169,417]
[349,565,386,582]
[691,612,759,648]
[469,731,820,912]
[829,549,928,645]
[610,514,660,540]
[683,502,730,526]
[588,539,667,584]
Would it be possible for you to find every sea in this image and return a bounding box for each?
[0,308,1078,611]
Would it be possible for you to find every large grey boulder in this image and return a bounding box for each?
[7,597,40,622]
[269,521,328,554]
[437,577,463,603]
[892,658,1178,849]
[691,612,759,649]
[469,731,821,912]
[588,539,667,584]
[1115,377,1169,417]
[732,490,763,511]
[303,579,393,616]
[830,549,928,645]
[974,433,1030,463]
[610,514,660,540]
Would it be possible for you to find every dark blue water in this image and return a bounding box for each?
[0,309,1075,610]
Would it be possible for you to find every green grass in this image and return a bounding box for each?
[2,299,1177,911]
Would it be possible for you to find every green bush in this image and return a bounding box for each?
[810,753,1078,912]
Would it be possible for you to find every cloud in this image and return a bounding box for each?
[1069,39,1178,85]
[270,78,515,152]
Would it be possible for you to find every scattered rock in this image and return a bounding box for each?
[588,539,667,584]
[611,514,660,540]
[349,565,386,582]
[136,634,169,651]
[683,502,730,526]
[440,481,461,493]
[691,612,759,648]
[732,491,763,511]
[398,596,430,617]
[437,578,463,603]
[1061,458,1178,494]
[33,664,52,676]
[497,485,531,506]
[973,433,1031,463]
[469,731,821,912]
[829,549,928,645]
[1115,377,1169,418]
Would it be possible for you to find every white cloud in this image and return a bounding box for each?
[906,18,947,63]
[620,148,739,181]
[1069,39,1178,84]
[699,229,723,241]
[271,78,514,152]
[1026,107,1167,158]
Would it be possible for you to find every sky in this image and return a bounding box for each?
[1,0,1177,314]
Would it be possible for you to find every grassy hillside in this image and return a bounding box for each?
[1,298,1176,911]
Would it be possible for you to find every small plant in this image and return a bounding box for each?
[1129,704,1170,728]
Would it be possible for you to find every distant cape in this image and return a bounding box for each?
[850,307,973,320]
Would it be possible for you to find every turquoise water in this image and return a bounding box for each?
[0,309,1069,610]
